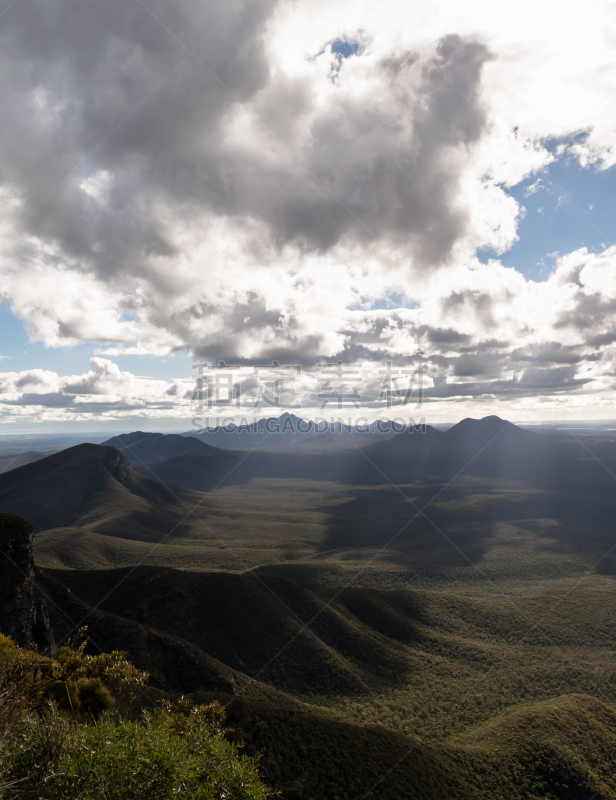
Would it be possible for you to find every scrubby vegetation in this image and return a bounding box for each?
[224,693,616,800]
[33,567,616,799]
[0,634,268,800]
[5,426,616,797]
[4,625,615,800]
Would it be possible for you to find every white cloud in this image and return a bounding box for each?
[0,0,616,420]
[525,179,543,197]
[3,238,616,427]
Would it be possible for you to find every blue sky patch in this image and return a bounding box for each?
[348,293,419,311]
[325,36,365,80]
[0,304,192,379]
[479,157,616,281]
[331,38,362,60]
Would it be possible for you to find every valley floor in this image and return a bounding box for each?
[36,553,616,799]
[7,430,616,798]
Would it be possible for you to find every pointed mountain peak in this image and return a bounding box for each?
[278,411,305,422]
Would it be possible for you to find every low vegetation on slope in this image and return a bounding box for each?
[228,693,616,800]
[32,566,616,799]
[0,444,189,541]
[4,613,615,800]
[0,634,268,800]
[3,419,616,797]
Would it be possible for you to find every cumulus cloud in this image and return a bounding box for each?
[1,0,616,420]
[0,3,493,276]
[0,359,194,420]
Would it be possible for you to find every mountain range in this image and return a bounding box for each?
[0,414,612,577]
[0,415,611,533]
[0,443,190,541]
[104,413,616,492]
[3,414,616,797]
[184,411,400,449]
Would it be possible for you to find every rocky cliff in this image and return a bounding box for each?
[0,512,55,652]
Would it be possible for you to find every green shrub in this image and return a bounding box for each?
[0,635,268,800]
[5,703,268,800]
[0,634,51,739]
[53,633,148,704]
[77,678,114,720]
[48,679,81,721]
[48,677,114,722]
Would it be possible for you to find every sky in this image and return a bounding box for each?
[1,0,616,431]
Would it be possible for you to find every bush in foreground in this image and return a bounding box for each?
[6,703,268,800]
[0,634,269,800]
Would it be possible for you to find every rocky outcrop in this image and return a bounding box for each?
[33,594,56,654]
[0,512,55,652]
[102,449,132,485]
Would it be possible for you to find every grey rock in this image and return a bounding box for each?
[0,513,55,653]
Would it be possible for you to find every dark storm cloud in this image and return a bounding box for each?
[331,311,600,402]
[441,289,497,328]
[510,342,602,365]
[267,35,493,259]
[0,10,493,288]
[0,0,275,281]
[422,366,590,400]
[451,353,501,377]
[515,366,585,390]
[554,293,616,332]
[228,293,285,332]
[7,392,75,408]
[192,336,326,366]
[14,373,49,389]
[592,331,616,347]
[425,327,471,346]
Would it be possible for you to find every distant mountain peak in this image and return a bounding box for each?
[446,415,530,441]
[460,414,508,425]
[450,415,510,429]
[277,411,305,422]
